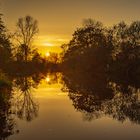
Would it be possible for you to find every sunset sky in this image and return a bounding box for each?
[1,0,140,54]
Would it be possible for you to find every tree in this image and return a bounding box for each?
[0,14,12,67]
[47,52,59,63]
[110,21,140,82]
[16,15,39,62]
[61,19,111,74]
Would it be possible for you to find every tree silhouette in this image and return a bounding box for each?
[0,14,12,68]
[15,15,39,62]
[109,21,140,87]
[61,19,112,76]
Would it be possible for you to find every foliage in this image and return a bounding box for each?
[61,19,140,87]
[61,19,112,74]
[15,15,39,62]
[0,14,12,67]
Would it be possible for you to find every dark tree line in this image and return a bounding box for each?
[61,19,140,86]
[0,14,12,68]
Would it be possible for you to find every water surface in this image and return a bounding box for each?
[1,72,140,140]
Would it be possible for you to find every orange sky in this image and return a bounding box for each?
[1,0,140,54]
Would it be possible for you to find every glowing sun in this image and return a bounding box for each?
[46,52,50,57]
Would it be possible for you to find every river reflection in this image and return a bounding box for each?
[0,77,15,140]
[62,71,140,123]
[68,84,140,123]
[0,70,140,140]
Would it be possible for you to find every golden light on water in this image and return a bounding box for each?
[45,76,50,82]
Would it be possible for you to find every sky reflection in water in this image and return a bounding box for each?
[1,72,140,140]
